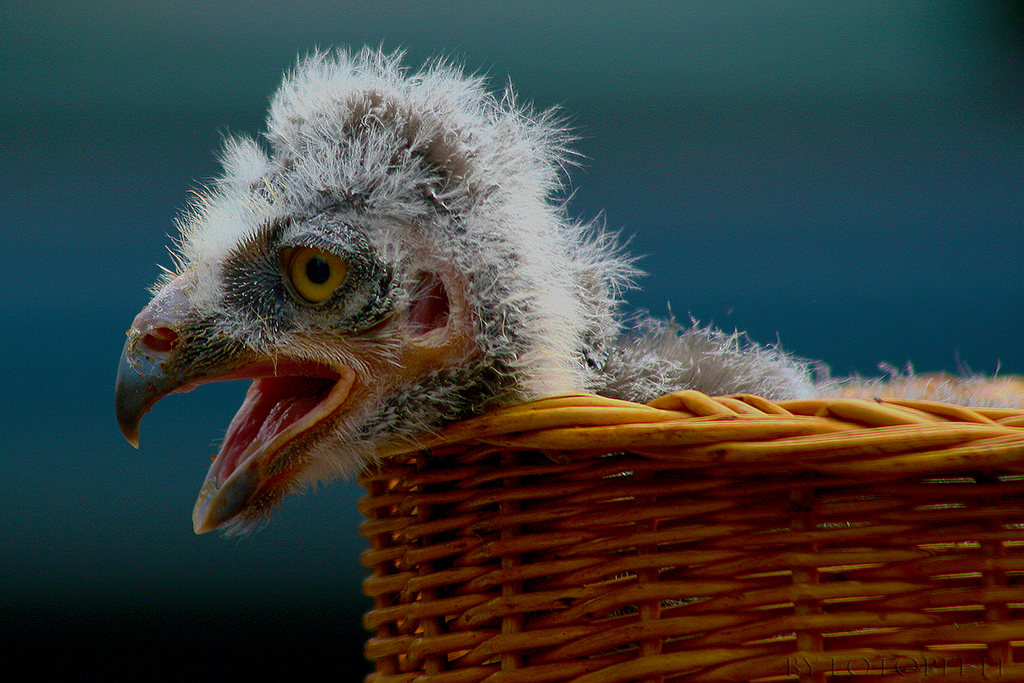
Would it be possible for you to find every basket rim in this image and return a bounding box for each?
[371,391,1024,481]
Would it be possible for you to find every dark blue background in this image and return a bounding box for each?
[3,2,1022,676]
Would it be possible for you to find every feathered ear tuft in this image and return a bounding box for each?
[259,47,576,214]
[217,135,273,189]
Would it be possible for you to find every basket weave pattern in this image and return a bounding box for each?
[359,391,1024,682]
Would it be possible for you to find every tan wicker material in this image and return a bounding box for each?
[358,390,1024,682]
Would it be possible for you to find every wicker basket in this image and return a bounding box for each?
[358,390,1024,682]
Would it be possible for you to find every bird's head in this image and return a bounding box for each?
[115,50,632,534]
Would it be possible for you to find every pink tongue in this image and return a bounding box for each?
[252,394,320,449]
[215,376,334,484]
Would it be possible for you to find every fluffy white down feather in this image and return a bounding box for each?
[171,49,826,409]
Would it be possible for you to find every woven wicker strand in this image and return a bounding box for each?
[358,391,1024,682]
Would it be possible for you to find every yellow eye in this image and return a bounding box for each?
[286,247,349,304]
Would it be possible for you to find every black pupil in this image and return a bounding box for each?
[306,257,331,286]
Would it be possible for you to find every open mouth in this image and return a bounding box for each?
[192,360,355,533]
[215,373,337,484]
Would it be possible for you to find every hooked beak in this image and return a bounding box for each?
[115,275,198,448]
[115,271,355,534]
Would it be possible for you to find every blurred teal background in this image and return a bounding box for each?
[3,1,1022,677]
